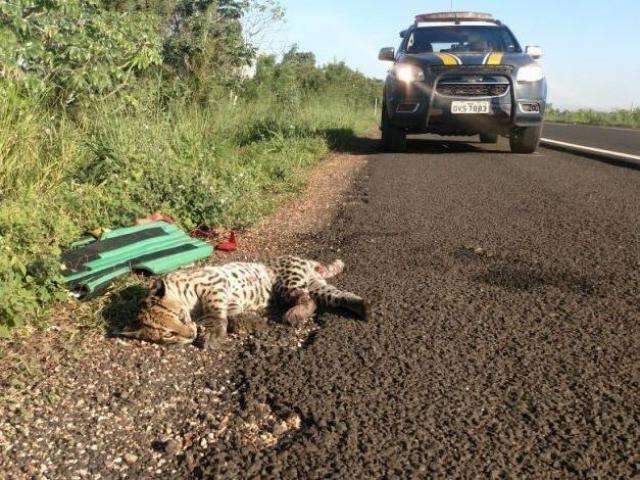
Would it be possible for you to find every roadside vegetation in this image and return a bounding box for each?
[546,106,640,129]
[0,0,381,333]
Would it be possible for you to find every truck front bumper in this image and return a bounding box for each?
[386,76,546,134]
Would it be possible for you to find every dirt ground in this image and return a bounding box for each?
[3,135,640,479]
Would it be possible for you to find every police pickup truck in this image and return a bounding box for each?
[379,12,547,153]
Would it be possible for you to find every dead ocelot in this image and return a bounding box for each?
[121,256,370,348]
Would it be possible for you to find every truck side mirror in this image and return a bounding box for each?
[378,47,395,62]
[525,45,543,59]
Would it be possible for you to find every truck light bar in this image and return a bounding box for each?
[415,12,500,25]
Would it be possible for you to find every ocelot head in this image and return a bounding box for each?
[120,280,197,345]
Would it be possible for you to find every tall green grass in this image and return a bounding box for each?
[0,84,377,333]
[546,107,640,129]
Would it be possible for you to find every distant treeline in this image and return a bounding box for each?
[546,106,640,129]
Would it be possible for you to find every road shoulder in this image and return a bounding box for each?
[0,149,369,479]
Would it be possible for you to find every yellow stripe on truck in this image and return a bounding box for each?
[436,53,460,65]
[485,52,504,65]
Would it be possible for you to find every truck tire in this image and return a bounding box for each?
[479,132,498,144]
[509,126,542,154]
[381,104,407,152]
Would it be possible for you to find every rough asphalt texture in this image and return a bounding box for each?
[196,137,640,479]
[543,122,640,156]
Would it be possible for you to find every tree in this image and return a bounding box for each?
[0,0,284,105]
[0,0,163,105]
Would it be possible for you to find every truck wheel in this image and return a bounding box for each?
[381,104,407,152]
[479,132,498,144]
[509,126,542,154]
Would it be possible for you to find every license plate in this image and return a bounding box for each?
[451,101,490,114]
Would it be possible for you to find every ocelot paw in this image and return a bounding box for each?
[282,289,316,326]
[326,259,345,276]
[194,330,226,351]
[283,300,317,327]
[361,301,372,322]
[348,299,371,322]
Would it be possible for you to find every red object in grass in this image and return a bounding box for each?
[216,231,238,252]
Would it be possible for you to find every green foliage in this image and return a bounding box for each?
[0,0,284,105]
[1,0,163,105]
[160,0,259,94]
[0,194,77,332]
[546,106,640,129]
[246,47,381,110]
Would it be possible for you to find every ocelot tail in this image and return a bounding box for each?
[121,256,370,348]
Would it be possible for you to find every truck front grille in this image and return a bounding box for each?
[436,83,509,97]
[430,65,514,76]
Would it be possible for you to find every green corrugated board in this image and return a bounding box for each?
[61,221,213,298]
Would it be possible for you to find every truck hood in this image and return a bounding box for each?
[403,52,534,68]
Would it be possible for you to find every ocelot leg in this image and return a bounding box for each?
[308,279,370,321]
[195,306,228,350]
[282,288,317,326]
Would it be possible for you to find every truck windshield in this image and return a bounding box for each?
[405,26,521,54]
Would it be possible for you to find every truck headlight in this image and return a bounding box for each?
[517,63,544,83]
[394,64,425,83]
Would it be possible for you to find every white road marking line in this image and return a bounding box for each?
[540,138,640,162]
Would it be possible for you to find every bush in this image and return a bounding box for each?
[0,195,77,335]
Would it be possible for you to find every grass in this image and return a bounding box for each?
[0,83,377,333]
[546,107,640,129]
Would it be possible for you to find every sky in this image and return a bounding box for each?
[257,0,640,110]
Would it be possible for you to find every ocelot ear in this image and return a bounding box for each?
[150,278,166,297]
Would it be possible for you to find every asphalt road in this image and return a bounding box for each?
[197,137,640,479]
[543,122,640,156]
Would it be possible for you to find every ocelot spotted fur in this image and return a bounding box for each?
[121,256,370,347]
